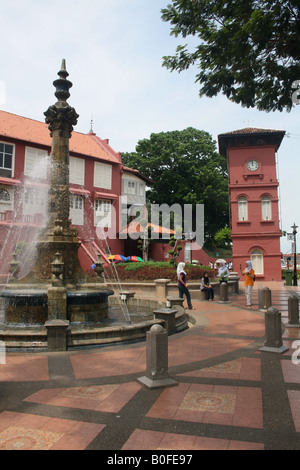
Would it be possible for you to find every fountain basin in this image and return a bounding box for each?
[0,288,114,326]
[67,290,114,323]
[0,289,48,325]
[0,293,189,351]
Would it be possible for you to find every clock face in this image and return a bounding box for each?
[247,159,259,171]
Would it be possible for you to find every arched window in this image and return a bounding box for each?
[238,196,248,221]
[0,189,10,201]
[261,195,272,220]
[251,249,264,275]
[0,187,12,213]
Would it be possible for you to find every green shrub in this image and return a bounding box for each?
[105,261,215,282]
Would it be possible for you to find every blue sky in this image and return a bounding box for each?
[1,0,299,253]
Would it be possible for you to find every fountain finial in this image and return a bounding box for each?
[44,60,79,136]
[53,59,73,103]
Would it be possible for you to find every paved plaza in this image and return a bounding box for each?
[0,281,300,451]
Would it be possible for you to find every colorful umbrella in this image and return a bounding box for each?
[108,255,129,262]
[129,256,143,262]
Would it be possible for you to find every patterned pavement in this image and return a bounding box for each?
[0,281,300,451]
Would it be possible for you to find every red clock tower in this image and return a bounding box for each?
[218,128,285,281]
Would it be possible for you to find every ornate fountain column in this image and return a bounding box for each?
[23,59,104,290]
[44,59,78,237]
[22,60,82,288]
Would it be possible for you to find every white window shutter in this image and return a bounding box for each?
[94,162,112,190]
[25,147,48,178]
[69,157,85,185]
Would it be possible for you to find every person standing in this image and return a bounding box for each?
[177,262,194,310]
[241,260,255,306]
[218,262,229,284]
[200,271,214,300]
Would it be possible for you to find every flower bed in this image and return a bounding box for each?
[107,262,216,282]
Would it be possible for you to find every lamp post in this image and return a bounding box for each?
[292,223,298,286]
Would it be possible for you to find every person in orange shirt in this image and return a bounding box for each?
[241,260,255,306]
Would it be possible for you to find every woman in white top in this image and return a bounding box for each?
[177,262,194,310]
[218,262,229,284]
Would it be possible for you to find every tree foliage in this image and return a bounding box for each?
[122,127,229,244]
[214,226,232,249]
[161,0,300,112]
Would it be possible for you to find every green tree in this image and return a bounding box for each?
[161,0,300,112]
[214,227,232,249]
[122,127,229,245]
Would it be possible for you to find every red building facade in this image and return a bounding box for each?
[0,110,186,279]
[0,111,129,278]
[218,128,285,281]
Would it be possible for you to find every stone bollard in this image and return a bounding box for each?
[137,324,178,389]
[153,307,177,334]
[218,282,229,303]
[154,279,171,299]
[45,319,70,352]
[260,307,288,353]
[287,295,300,327]
[166,296,185,311]
[261,287,272,311]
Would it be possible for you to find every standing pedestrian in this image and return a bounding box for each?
[177,262,194,310]
[241,260,255,306]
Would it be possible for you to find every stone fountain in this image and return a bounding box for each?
[0,60,115,348]
[0,61,183,351]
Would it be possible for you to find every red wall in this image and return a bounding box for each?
[228,144,282,281]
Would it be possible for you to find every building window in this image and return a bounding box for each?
[69,156,85,186]
[261,195,272,221]
[24,147,49,178]
[0,187,12,213]
[23,189,46,216]
[238,196,248,221]
[0,188,10,202]
[128,181,137,195]
[122,177,146,204]
[0,142,13,178]
[94,199,111,228]
[251,249,264,275]
[70,194,84,225]
[139,183,145,198]
[94,162,112,190]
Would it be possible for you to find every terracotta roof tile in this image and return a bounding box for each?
[122,166,153,184]
[0,110,119,163]
[218,127,285,136]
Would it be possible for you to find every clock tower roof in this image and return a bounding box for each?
[218,127,285,156]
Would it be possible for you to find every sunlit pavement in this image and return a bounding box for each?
[0,281,300,450]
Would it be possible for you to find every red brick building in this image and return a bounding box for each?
[218,128,285,281]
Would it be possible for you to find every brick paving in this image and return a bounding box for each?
[0,281,300,450]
